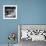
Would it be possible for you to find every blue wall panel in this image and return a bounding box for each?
[20,0,46,24]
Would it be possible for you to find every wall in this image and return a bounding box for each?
[0,0,46,44]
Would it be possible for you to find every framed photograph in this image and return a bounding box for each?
[3,5,17,19]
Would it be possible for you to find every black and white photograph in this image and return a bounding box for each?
[3,5,17,19]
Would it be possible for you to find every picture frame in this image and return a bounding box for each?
[3,5,17,19]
